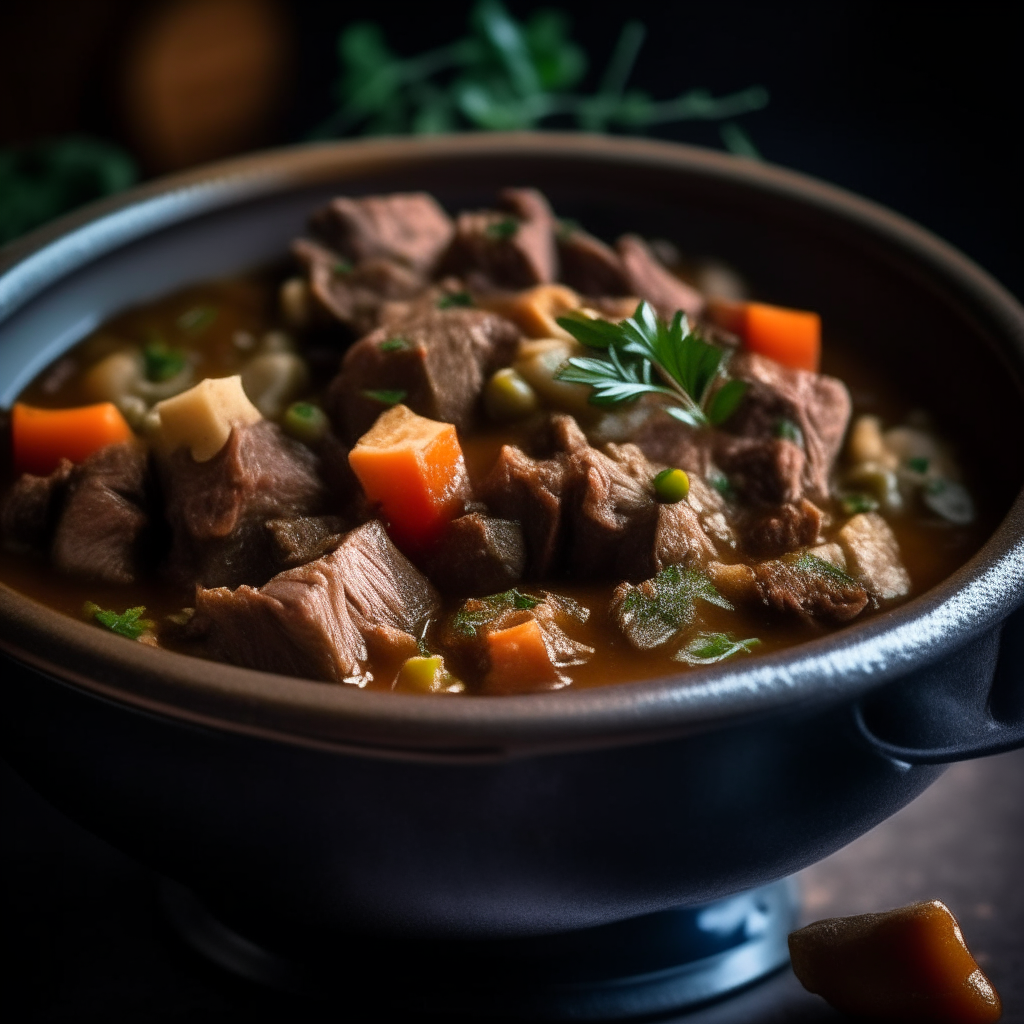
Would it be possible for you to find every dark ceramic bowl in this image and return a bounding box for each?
[3,134,1024,946]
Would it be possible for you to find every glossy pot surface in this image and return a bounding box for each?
[2,135,1024,939]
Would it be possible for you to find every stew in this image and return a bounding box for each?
[0,189,991,695]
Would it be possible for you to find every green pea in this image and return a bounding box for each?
[484,368,539,421]
[283,401,329,445]
[653,467,690,503]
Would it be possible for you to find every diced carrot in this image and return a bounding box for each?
[12,402,134,476]
[348,404,469,553]
[707,298,821,372]
[485,618,561,694]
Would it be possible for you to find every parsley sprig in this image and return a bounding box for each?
[83,602,154,641]
[554,301,749,428]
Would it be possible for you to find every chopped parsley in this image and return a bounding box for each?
[143,340,187,382]
[793,552,857,586]
[361,389,407,406]
[450,589,543,637]
[334,259,353,275]
[485,217,519,240]
[83,602,154,641]
[775,417,804,446]
[840,492,880,515]
[176,305,218,334]
[675,632,761,665]
[906,456,930,474]
[378,336,410,352]
[614,565,732,651]
[708,470,736,500]
[437,291,473,309]
[555,301,748,429]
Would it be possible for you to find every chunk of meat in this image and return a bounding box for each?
[51,442,153,585]
[789,901,1002,1024]
[308,192,454,273]
[197,520,440,684]
[293,238,424,336]
[1,457,73,553]
[328,308,520,442]
[625,411,718,479]
[265,515,348,569]
[616,235,705,320]
[557,228,631,296]
[481,444,567,579]
[740,499,822,558]
[708,553,868,625]
[417,513,526,597]
[438,588,592,692]
[554,420,716,580]
[714,435,805,506]
[727,351,852,501]
[437,188,557,289]
[161,420,326,589]
[838,511,911,600]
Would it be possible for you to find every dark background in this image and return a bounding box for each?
[2,0,1021,297]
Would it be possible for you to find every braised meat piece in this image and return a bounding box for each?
[1,457,74,553]
[308,192,454,273]
[293,238,426,336]
[714,435,805,506]
[418,512,526,597]
[616,235,705,320]
[438,588,592,694]
[740,498,823,558]
[51,442,153,585]
[197,520,440,684]
[553,417,716,580]
[161,420,326,589]
[708,553,868,625]
[483,416,716,582]
[328,308,520,442]
[557,227,631,297]
[837,512,910,601]
[481,445,568,579]
[265,515,348,569]
[437,188,557,289]
[726,351,852,502]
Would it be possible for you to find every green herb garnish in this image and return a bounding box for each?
[379,336,410,352]
[675,631,761,665]
[653,467,690,503]
[485,217,519,240]
[334,259,354,275]
[361,389,408,406]
[313,1,767,157]
[83,602,154,641]
[708,470,736,500]
[614,565,732,651]
[555,301,748,429]
[437,291,473,309]
[176,306,218,334]
[143,340,187,382]
[840,492,880,515]
[450,588,544,637]
[907,456,930,474]
[775,417,804,446]
[793,552,857,586]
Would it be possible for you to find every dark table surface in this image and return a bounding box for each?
[3,745,1023,1022]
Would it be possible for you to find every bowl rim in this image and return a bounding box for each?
[2,131,1024,759]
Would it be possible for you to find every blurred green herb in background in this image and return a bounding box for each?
[315,0,768,152]
[0,136,137,246]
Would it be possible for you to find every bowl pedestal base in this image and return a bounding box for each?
[160,877,798,1019]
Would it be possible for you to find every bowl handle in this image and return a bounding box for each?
[854,607,1024,764]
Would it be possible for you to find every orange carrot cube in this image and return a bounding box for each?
[348,404,469,553]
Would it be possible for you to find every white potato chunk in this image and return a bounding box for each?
[847,415,896,469]
[838,512,910,601]
[155,375,261,462]
[81,350,143,403]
